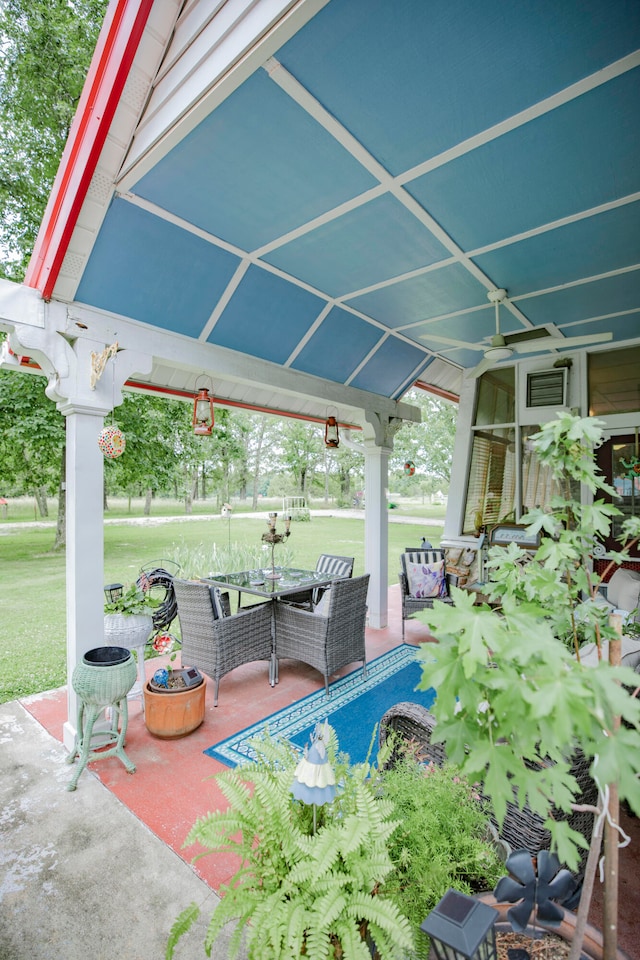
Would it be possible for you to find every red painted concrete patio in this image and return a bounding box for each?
[21,587,640,958]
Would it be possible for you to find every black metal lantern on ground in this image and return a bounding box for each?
[421,889,498,960]
[103,583,124,603]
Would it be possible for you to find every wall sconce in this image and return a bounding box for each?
[192,378,214,436]
[324,407,340,448]
[421,889,498,960]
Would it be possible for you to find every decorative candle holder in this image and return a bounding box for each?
[261,512,291,580]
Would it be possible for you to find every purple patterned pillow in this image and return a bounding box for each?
[407,559,446,599]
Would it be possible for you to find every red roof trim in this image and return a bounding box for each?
[413,379,459,404]
[124,380,362,429]
[24,0,155,298]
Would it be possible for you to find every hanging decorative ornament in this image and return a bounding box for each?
[404,460,416,477]
[98,425,126,459]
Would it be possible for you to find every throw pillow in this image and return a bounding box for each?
[606,568,640,613]
[406,559,447,599]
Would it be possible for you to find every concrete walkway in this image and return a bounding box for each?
[0,701,241,960]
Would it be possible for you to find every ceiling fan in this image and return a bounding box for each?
[465,289,614,379]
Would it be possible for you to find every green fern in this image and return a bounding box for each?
[168,728,414,960]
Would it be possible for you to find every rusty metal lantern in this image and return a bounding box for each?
[192,381,214,436]
[324,408,340,448]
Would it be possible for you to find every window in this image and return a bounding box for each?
[589,346,640,416]
[463,427,516,534]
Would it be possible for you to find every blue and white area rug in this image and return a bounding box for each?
[204,644,436,768]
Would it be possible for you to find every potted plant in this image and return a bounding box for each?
[143,652,207,739]
[416,412,640,959]
[104,582,160,648]
[167,724,414,959]
[378,743,506,959]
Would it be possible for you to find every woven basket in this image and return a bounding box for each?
[104,613,153,650]
[72,652,137,705]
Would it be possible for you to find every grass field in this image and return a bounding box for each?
[0,505,442,704]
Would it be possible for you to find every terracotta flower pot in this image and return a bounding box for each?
[143,677,206,739]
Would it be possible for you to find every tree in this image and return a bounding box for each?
[0,368,65,523]
[391,391,457,490]
[0,0,107,280]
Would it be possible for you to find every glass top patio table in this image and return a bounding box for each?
[203,567,338,601]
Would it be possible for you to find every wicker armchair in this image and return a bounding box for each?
[273,574,369,695]
[378,701,597,894]
[278,553,355,610]
[173,579,274,706]
[399,548,454,639]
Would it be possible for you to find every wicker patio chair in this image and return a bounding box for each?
[399,548,453,639]
[278,553,355,610]
[273,573,369,695]
[378,701,597,896]
[173,578,274,706]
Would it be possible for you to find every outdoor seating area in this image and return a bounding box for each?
[173,558,362,702]
[12,582,640,960]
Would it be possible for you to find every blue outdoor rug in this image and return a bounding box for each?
[204,644,435,767]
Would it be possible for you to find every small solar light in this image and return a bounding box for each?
[421,889,498,960]
[104,583,124,603]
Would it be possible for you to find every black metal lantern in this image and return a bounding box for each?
[104,583,124,603]
[421,890,498,960]
[324,408,340,448]
[192,385,215,436]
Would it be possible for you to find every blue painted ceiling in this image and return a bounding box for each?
[72,0,640,401]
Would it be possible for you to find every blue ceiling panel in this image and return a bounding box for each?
[520,271,640,328]
[406,68,640,252]
[348,264,487,327]
[207,266,325,364]
[290,307,383,383]
[350,337,429,396]
[75,198,240,335]
[473,201,640,296]
[277,0,640,175]
[262,195,449,298]
[133,70,377,252]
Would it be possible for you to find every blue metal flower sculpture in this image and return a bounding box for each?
[494,849,574,933]
[291,721,337,813]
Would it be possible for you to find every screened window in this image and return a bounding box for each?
[463,427,516,534]
[589,346,640,416]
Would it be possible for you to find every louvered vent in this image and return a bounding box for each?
[526,368,567,408]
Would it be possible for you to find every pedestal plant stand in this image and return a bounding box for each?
[66,646,137,791]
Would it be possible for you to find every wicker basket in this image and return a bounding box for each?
[104,613,153,650]
[72,651,137,705]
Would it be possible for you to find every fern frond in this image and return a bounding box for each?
[166,902,199,959]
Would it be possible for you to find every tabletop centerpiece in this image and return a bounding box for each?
[261,511,291,580]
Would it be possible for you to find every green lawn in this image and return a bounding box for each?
[0,513,440,704]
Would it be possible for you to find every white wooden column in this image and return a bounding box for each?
[363,441,390,628]
[61,406,107,750]
[361,412,402,629]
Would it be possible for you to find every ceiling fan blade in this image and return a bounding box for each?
[418,332,479,350]
[465,355,493,379]
[513,332,613,354]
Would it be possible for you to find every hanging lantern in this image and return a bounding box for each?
[192,380,214,436]
[404,460,416,476]
[324,407,340,448]
[98,425,126,459]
